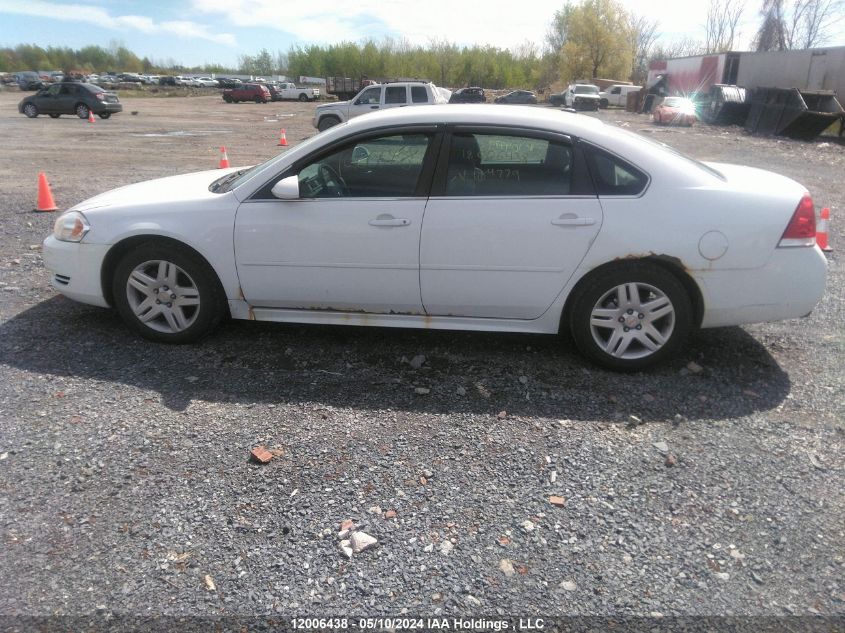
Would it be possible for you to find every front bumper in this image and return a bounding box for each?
[94,102,123,114]
[697,245,828,328]
[42,235,111,308]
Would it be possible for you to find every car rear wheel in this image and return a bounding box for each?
[317,116,340,131]
[112,243,226,344]
[569,263,692,371]
[99,112,111,119]
[49,113,60,118]
[75,103,90,119]
[23,103,38,118]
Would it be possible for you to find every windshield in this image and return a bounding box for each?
[575,85,599,94]
[209,130,330,193]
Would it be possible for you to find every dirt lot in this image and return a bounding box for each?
[0,92,843,625]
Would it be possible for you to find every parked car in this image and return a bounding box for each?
[222,83,271,103]
[40,105,828,370]
[270,81,320,101]
[194,77,219,87]
[653,96,697,126]
[158,76,178,86]
[313,80,447,131]
[599,84,641,109]
[140,74,161,85]
[494,90,537,104]
[18,82,122,119]
[215,77,243,89]
[449,87,486,103]
[118,73,142,83]
[561,84,601,110]
[15,72,45,91]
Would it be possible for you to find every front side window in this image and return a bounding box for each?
[444,133,573,196]
[385,86,407,104]
[47,84,61,96]
[298,133,432,198]
[354,86,381,105]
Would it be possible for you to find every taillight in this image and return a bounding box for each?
[778,194,816,248]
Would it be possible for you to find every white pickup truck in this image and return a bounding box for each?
[599,84,641,109]
[276,82,320,101]
[312,80,449,131]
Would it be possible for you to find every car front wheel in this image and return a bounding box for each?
[299,93,309,101]
[112,243,226,344]
[317,116,340,131]
[23,103,38,118]
[569,263,692,371]
[76,103,90,119]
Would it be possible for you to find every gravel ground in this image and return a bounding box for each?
[0,93,843,625]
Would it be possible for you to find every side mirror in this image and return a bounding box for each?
[271,175,300,200]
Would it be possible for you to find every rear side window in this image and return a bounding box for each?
[411,86,428,103]
[385,86,407,104]
[583,145,648,196]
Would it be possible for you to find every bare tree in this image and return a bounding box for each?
[788,0,845,48]
[704,0,744,53]
[755,0,787,50]
[629,14,660,83]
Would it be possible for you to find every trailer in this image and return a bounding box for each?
[324,77,376,101]
[648,46,845,100]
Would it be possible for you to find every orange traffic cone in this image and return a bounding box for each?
[277,128,288,146]
[35,172,58,212]
[88,109,95,123]
[218,146,230,169]
[817,207,832,252]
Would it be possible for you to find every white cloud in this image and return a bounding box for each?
[0,0,237,46]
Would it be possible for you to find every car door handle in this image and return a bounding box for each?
[369,216,411,227]
[552,215,596,226]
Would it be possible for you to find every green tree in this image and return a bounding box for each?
[556,0,634,81]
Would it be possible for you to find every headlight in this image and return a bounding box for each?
[53,211,90,242]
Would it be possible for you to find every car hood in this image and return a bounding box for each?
[70,168,241,213]
[574,94,600,99]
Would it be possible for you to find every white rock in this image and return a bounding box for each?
[409,354,426,369]
[350,531,378,553]
[518,376,528,384]
[456,386,467,396]
[686,361,703,374]
[439,540,454,555]
[414,387,430,395]
[560,580,577,591]
[423,543,434,553]
[368,506,382,515]
[339,540,353,559]
[714,572,730,581]
[499,559,516,577]
[549,470,557,484]
[521,520,536,533]
[653,441,669,453]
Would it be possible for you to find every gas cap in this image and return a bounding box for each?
[699,230,729,261]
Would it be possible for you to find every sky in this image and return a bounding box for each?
[1,0,844,68]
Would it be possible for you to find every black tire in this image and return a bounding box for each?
[298,93,309,102]
[254,96,262,104]
[112,242,226,344]
[49,113,60,118]
[223,95,233,103]
[599,98,608,109]
[99,112,111,119]
[317,116,340,131]
[75,103,90,119]
[568,262,692,371]
[23,103,38,118]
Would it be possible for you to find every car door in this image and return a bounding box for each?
[419,128,602,319]
[234,128,441,314]
[347,85,383,119]
[37,84,61,114]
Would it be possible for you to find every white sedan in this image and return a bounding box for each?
[42,105,828,370]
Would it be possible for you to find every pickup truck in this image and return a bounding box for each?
[560,84,601,110]
[598,84,640,109]
[313,81,449,131]
[271,82,320,101]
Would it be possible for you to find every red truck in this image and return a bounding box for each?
[222,83,271,103]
